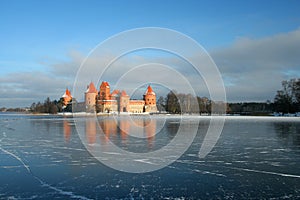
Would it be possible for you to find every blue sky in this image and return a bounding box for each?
[0,0,300,107]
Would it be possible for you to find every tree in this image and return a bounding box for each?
[274,79,300,113]
[197,97,211,114]
[166,91,181,114]
[30,102,36,112]
[292,79,300,110]
[157,96,166,112]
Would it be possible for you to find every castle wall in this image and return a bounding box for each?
[128,100,145,113]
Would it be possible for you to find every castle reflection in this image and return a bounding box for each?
[63,120,72,142]
[84,117,157,149]
[85,118,97,145]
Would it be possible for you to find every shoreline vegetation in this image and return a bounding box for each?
[1,78,299,117]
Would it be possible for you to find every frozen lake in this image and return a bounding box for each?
[0,114,300,199]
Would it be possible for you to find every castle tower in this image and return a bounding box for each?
[144,85,157,113]
[99,81,110,101]
[119,90,130,112]
[85,82,98,112]
[109,90,119,112]
[97,81,114,113]
[62,88,72,106]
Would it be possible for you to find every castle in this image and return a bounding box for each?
[61,88,72,107]
[85,81,157,113]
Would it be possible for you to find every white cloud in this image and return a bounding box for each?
[71,50,210,102]
[1,28,300,107]
[0,70,74,107]
[211,28,300,102]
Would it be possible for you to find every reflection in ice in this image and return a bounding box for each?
[83,116,160,151]
[63,120,72,142]
[0,114,300,199]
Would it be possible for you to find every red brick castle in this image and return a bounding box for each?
[85,81,158,113]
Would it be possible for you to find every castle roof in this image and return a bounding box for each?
[86,82,98,93]
[111,89,119,96]
[121,90,129,96]
[62,88,72,98]
[101,81,110,88]
[144,85,155,95]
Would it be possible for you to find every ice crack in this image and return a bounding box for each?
[229,167,300,179]
[0,146,92,199]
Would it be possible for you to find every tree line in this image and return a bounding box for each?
[157,91,226,114]
[160,78,300,115]
[3,78,298,115]
[159,91,275,115]
[30,97,73,114]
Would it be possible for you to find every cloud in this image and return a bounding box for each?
[211,28,300,102]
[0,50,206,107]
[0,51,85,107]
[38,50,84,78]
[0,71,74,107]
[72,50,210,101]
[1,28,300,107]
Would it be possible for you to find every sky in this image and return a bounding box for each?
[0,0,300,107]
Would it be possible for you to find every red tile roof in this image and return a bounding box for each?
[145,85,155,95]
[121,90,128,96]
[111,90,119,96]
[101,81,110,88]
[86,82,98,93]
[62,88,72,98]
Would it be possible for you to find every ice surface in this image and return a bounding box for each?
[0,114,300,199]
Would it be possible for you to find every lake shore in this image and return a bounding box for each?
[1,111,300,120]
